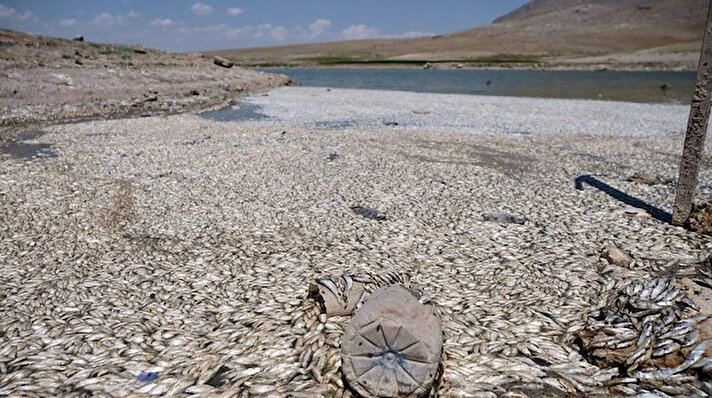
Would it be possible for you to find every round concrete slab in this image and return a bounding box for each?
[341,285,442,397]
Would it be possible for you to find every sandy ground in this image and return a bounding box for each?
[1,87,711,395]
[0,30,289,140]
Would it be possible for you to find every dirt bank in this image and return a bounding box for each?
[0,30,290,139]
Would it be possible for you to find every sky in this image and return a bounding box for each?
[0,1,529,52]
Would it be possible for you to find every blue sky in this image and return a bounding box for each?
[0,1,528,52]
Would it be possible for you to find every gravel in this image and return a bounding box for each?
[1,88,711,396]
[237,87,696,137]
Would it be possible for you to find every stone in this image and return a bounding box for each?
[480,212,526,224]
[342,285,442,398]
[351,206,386,221]
[601,242,632,267]
[688,199,712,235]
[213,56,233,68]
[626,172,670,186]
[134,47,147,54]
[73,35,84,42]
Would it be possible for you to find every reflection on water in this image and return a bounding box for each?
[260,68,696,103]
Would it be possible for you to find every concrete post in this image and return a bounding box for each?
[672,0,712,226]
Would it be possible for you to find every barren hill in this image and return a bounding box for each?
[209,0,707,70]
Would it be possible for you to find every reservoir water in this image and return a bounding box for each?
[259,68,696,104]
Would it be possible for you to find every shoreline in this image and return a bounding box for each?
[236,62,698,73]
[0,82,287,141]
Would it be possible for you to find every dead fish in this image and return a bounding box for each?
[317,278,340,298]
[480,212,526,224]
[634,341,708,380]
[351,206,386,221]
[615,206,651,218]
[625,172,671,186]
[680,297,699,311]
[679,330,700,347]
[652,342,680,358]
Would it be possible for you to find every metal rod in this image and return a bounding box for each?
[672,0,712,226]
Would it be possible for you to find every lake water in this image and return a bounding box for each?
[259,68,696,103]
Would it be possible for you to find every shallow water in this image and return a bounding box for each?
[200,102,270,122]
[0,130,57,160]
[260,68,696,104]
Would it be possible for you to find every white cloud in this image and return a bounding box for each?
[341,24,379,40]
[0,4,37,22]
[16,11,36,22]
[227,7,243,16]
[59,19,76,27]
[178,23,289,42]
[388,31,434,39]
[0,4,14,17]
[308,19,330,38]
[92,12,127,27]
[150,18,174,27]
[127,11,141,18]
[191,2,213,16]
[269,25,287,41]
[222,26,249,40]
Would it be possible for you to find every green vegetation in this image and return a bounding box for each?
[97,45,135,60]
[469,54,542,63]
[310,57,428,66]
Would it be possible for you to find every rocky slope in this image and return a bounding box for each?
[0,30,289,138]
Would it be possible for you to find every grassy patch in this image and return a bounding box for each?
[97,45,135,59]
[468,54,542,63]
[313,57,429,66]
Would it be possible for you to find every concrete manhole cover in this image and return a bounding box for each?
[341,285,442,397]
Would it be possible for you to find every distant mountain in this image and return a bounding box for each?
[208,0,707,70]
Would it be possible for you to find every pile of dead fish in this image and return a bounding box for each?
[578,276,711,396]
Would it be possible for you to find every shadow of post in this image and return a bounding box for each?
[574,175,672,223]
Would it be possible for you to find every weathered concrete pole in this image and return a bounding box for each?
[672,0,712,226]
